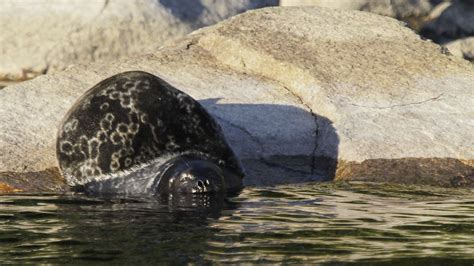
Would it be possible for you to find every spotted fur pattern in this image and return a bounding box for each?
[57,71,244,187]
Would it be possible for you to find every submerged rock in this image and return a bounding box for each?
[0,6,473,191]
[0,0,277,82]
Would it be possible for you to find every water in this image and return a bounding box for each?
[0,182,473,264]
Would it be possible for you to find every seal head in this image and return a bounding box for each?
[155,154,226,194]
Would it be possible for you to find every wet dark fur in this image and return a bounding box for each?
[57,71,244,192]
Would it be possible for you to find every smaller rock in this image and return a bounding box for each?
[362,0,433,31]
[445,37,474,62]
[280,0,434,30]
[0,0,278,82]
[0,183,22,193]
[0,168,67,193]
[279,0,368,10]
[360,0,433,19]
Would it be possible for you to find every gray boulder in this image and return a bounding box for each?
[1,7,473,191]
[0,0,277,82]
[445,37,474,62]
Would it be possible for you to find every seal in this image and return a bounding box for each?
[56,71,244,195]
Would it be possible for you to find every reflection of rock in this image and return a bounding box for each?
[0,0,277,82]
[445,37,474,62]
[1,7,473,190]
[421,0,474,43]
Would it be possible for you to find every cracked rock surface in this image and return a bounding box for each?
[0,7,473,190]
[0,0,277,81]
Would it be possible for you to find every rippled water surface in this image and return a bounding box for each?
[1,182,473,264]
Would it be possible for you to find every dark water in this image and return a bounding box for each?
[1,182,473,265]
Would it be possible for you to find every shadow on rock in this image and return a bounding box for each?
[159,0,279,27]
[159,0,207,25]
[200,98,339,186]
[0,98,339,192]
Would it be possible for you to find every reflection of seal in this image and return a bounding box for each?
[56,71,244,195]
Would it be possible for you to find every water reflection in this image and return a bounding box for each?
[0,193,236,264]
[0,183,473,264]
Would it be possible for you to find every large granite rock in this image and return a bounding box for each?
[1,7,473,191]
[0,0,277,82]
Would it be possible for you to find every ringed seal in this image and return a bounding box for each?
[56,71,244,195]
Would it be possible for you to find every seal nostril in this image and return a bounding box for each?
[197,180,205,189]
